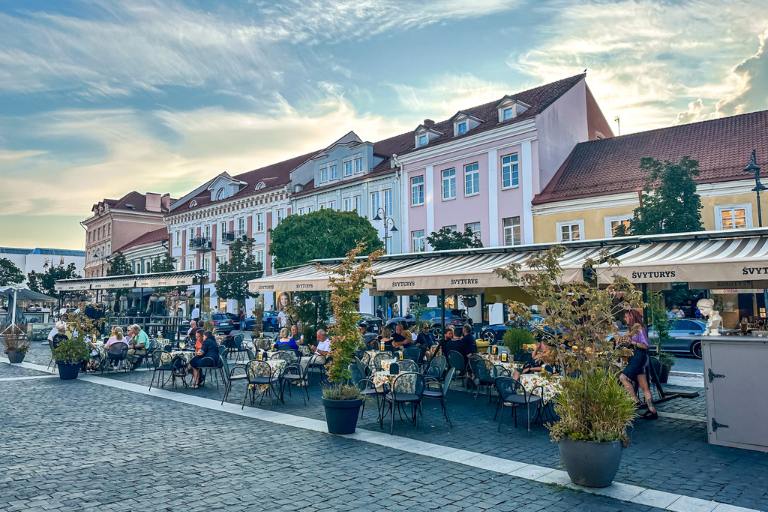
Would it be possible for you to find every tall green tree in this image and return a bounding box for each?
[426,226,483,251]
[0,258,25,286]
[26,263,81,300]
[150,253,176,273]
[107,252,134,311]
[624,157,703,235]
[270,209,383,270]
[216,238,263,310]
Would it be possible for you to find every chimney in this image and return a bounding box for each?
[161,193,171,211]
[145,192,161,213]
[423,119,435,128]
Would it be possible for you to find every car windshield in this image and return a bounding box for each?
[212,314,227,320]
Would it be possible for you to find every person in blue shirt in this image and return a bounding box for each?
[189,330,220,388]
[274,328,300,354]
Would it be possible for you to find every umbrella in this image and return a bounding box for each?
[0,286,58,303]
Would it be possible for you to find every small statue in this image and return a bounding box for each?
[697,298,722,336]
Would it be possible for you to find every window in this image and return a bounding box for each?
[457,121,467,135]
[502,107,514,121]
[327,200,336,210]
[465,222,481,242]
[329,163,338,180]
[604,215,632,238]
[343,196,359,212]
[215,188,224,200]
[188,228,194,245]
[557,220,584,242]
[411,176,424,206]
[343,159,353,177]
[305,206,312,214]
[255,250,264,268]
[716,204,752,230]
[146,261,151,273]
[411,230,426,252]
[353,156,363,174]
[464,162,480,196]
[204,225,211,239]
[220,222,227,240]
[443,225,457,232]
[255,213,264,232]
[319,166,328,184]
[417,134,428,147]
[174,231,180,247]
[237,217,245,233]
[276,208,284,224]
[441,168,456,200]
[202,257,210,271]
[298,207,305,215]
[503,217,521,246]
[370,191,381,218]
[501,153,519,188]
[383,189,393,216]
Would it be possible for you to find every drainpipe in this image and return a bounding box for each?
[391,154,404,252]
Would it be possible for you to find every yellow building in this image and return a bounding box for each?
[532,110,768,242]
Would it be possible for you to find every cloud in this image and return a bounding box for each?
[717,29,768,115]
[0,149,47,162]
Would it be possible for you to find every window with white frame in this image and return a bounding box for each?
[298,207,305,215]
[417,133,428,147]
[464,222,481,242]
[343,196,359,212]
[276,208,284,224]
[604,215,632,238]
[327,200,336,210]
[502,217,521,246]
[186,258,194,270]
[319,165,328,183]
[411,230,426,252]
[501,153,519,188]
[204,225,211,239]
[329,163,338,180]
[237,217,245,233]
[502,107,514,121]
[464,162,480,196]
[305,206,312,214]
[443,224,457,232]
[254,249,264,268]
[441,168,456,200]
[557,220,584,242]
[202,256,210,271]
[353,156,363,174]
[342,159,353,177]
[370,191,381,219]
[255,213,264,232]
[457,120,468,135]
[383,189,393,216]
[174,231,180,247]
[411,176,424,206]
[716,204,752,230]
[220,222,227,240]
[188,228,194,245]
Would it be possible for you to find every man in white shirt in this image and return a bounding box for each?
[302,329,331,369]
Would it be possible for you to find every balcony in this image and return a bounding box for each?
[221,230,246,244]
[190,236,212,252]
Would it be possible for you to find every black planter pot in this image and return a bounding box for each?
[322,398,363,435]
[57,362,81,381]
[559,439,623,488]
[659,364,671,384]
[6,350,25,364]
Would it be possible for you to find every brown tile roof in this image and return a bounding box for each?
[533,110,768,205]
[113,227,169,254]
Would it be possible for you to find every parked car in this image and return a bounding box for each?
[480,314,545,343]
[211,313,235,334]
[386,308,471,333]
[649,319,707,358]
[326,313,383,333]
[262,311,280,333]
[224,312,242,330]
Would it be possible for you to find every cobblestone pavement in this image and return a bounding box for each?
[1,364,665,512]
[11,344,768,510]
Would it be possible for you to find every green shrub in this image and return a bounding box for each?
[322,383,362,401]
[657,347,676,368]
[503,327,534,354]
[52,337,89,364]
[549,368,636,444]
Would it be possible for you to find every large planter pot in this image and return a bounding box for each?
[57,362,81,381]
[6,350,26,364]
[322,398,363,435]
[559,438,623,488]
[659,364,672,384]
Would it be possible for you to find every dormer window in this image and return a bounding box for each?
[414,121,442,149]
[497,97,531,122]
[457,121,468,135]
[452,113,481,137]
[417,134,428,147]
[502,107,514,121]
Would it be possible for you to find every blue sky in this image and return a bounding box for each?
[0,0,767,249]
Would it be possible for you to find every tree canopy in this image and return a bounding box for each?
[150,253,176,273]
[0,257,25,286]
[108,252,134,276]
[270,209,383,270]
[426,226,483,251]
[215,237,263,308]
[27,262,81,299]
[622,156,703,235]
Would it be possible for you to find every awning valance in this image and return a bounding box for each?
[55,270,202,291]
[375,247,609,293]
[598,236,768,284]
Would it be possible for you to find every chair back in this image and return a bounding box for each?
[392,372,425,398]
[107,342,128,358]
[219,349,232,376]
[425,354,447,379]
[360,351,372,367]
[246,348,256,361]
[373,352,393,371]
[246,360,273,381]
[399,359,419,373]
[447,350,465,372]
[403,346,421,362]
[151,350,171,369]
[233,334,244,349]
[442,367,456,396]
[349,362,366,384]
[468,355,492,382]
[272,350,297,364]
[494,376,524,399]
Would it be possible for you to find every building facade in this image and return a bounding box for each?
[82,192,171,277]
[532,110,768,242]
[113,227,169,275]
[0,247,85,283]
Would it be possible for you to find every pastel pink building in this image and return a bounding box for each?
[396,74,612,251]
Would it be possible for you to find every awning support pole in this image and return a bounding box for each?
[199,271,205,321]
[440,289,446,339]
[641,283,649,324]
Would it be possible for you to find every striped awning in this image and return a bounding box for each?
[248,259,419,293]
[55,270,201,291]
[375,247,607,293]
[598,236,768,284]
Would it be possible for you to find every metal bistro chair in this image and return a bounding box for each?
[424,354,447,381]
[148,351,187,391]
[242,360,280,408]
[447,350,466,386]
[423,367,456,427]
[402,346,421,363]
[494,377,543,432]
[220,349,249,405]
[280,359,310,405]
[383,372,425,434]
[195,346,226,389]
[104,342,129,373]
[468,355,496,402]
[372,352,393,371]
[398,359,419,373]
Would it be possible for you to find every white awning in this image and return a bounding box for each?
[55,270,202,291]
[248,259,419,293]
[375,247,607,293]
[598,236,768,284]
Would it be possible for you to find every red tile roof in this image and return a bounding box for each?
[113,227,169,254]
[533,110,768,205]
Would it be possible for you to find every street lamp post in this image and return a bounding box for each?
[744,149,768,320]
[372,207,398,254]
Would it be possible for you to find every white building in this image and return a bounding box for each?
[0,247,85,283]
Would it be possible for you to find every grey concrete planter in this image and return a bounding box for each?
[559,438,623,488]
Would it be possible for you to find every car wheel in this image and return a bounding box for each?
[482,330,496,343]
[691,340,702,359]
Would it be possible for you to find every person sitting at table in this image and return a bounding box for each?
[391,322,413,349]
[105,326,127,348]
[618,309,657,420]
[302,329,331,370]
[457,324,478,358]
[127,324,150,368]
[436,327,460,358]
[186,320,198,343]
[274,327,300,354]
[415,322,436,363]
[512,339,552,379]
[374,327,394,351]
[289,324,304,346]
[358,323,378,347]
[189,329,220,388]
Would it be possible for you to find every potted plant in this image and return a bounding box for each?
[655,348,676,384]
[498,246,642,488]
[321,243,383,435]
[52,308,95,380]
[503,327,534,360]
[2,323,30,364]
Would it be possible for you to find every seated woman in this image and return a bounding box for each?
[105,326,127,348]
[189,329,220,388]
[275,327,300,354]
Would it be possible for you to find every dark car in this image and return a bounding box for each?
[480,314,545,343]
[211,313,235,334]
[386,308,470,333]
[262,311,280,333]
[224,312,242,330]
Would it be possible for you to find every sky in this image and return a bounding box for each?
[1,0,767,250]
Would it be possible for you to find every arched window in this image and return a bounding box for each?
[215,188,225,200]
